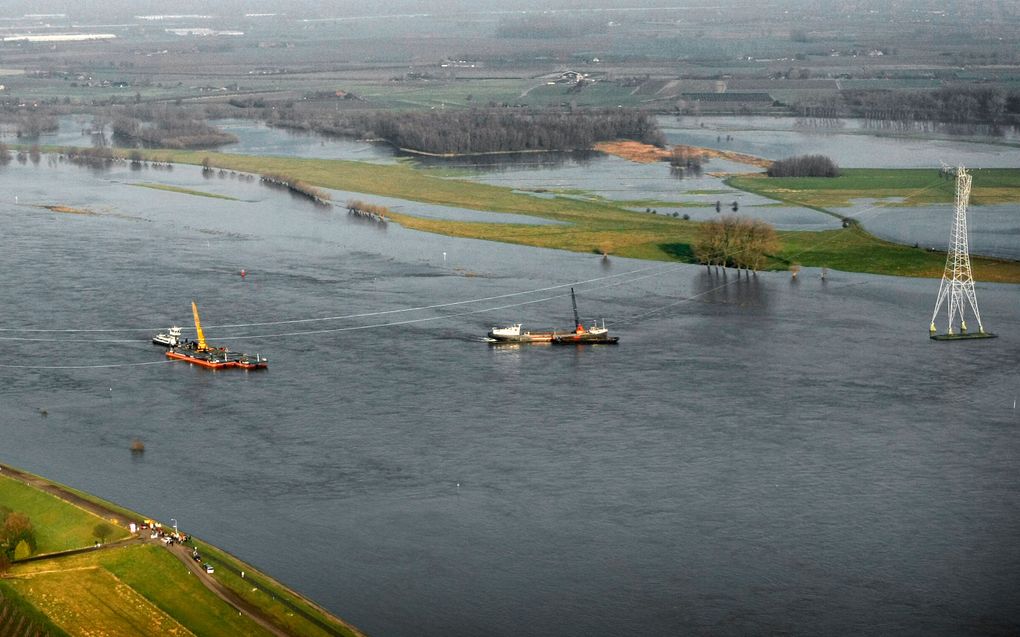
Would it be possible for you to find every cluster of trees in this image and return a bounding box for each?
[11,112,58,138]
[265,108,663,155]
[767,154,840,178]
[62,146,117,167]
[110,107,236,149]
[807,87,1020,125]
[693,216,779,272]
[0,507,36,572]
[112,116,236,149]
[669,147,706,169]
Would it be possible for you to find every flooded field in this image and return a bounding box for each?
[35,115,1020,248]
[659,115,1020,169]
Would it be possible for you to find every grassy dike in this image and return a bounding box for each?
[0,467,362,637]
[47,146,1020,283]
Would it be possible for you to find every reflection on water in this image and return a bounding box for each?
[859,118,1019,139]
[694,267,770,310]
[408,149,600,172]
[670,163,703,179]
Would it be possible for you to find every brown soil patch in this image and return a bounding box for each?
[594,140,772,169]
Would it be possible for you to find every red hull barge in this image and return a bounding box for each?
[162,301,268,370]
[166,348,268,370]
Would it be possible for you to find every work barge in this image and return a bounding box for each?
[487,288,619,345]
[157,302,268,370]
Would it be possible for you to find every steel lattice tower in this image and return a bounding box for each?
[929,166,989,338]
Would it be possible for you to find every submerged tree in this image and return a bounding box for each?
[694,216,779,273]
[767,154,840,177]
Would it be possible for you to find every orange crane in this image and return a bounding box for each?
[191,301,208,351]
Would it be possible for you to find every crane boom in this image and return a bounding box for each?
[191,301,208,351]
[570,287,580,329]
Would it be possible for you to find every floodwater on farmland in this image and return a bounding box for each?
[38,115,1020,243]
[659,115,1020,169]
[1,159,1018,637]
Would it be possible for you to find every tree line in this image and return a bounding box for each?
[796,87,1020,126]
[259,171,331,205]
[264,107,664,155]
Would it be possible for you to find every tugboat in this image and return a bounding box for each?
[487,288,618,345]
[550,288,619,345]
[486,323,555,344]
[165,302,268,370]
[152,326,183,347]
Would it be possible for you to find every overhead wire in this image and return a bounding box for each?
[0,262,673,333]
[0,263,684,344]
[0,169,953,366]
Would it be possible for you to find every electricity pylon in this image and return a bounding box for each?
[929,166,995,340]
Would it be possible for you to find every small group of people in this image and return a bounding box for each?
[140,520,190,546]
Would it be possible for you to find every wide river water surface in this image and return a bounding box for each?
[1,148,1018,635]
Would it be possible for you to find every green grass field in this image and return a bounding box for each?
[101,545,276,636]
[0,473,129,554]
[7,566,195,636]
[8,545,273,636]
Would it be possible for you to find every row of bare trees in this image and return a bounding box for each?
[260,172,331,205]
[693,216,779,273]
[798,87,1020,125]
[263,107,664,155]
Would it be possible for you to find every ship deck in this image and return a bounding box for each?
[930,332,997,341]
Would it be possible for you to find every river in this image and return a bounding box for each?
[1,158,1018,636]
